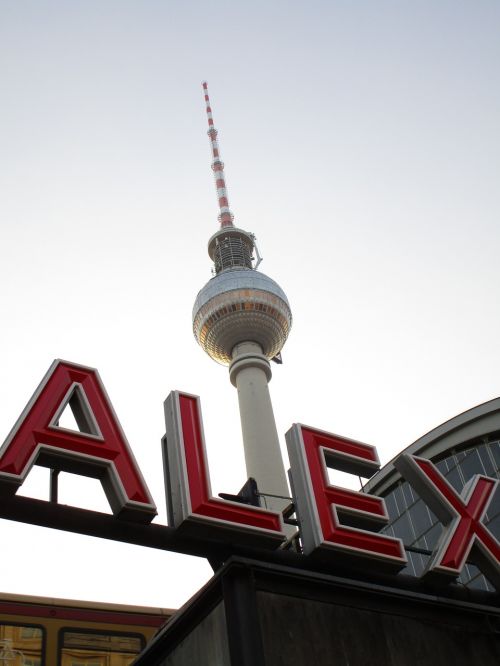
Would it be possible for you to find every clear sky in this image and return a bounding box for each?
[0,1,499,609]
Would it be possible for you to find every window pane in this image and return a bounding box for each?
[401,482,415,509]
[392,485,406,516]
[381,524,395,538]
[383,491,399,521]
[0,624,43,666]
[60,630,144,666]
[477,445,496,477]
[411,552,427,576]
[485,488,500,523]
[422,522,442,551]
[467,572,492,592]
[436,458,450,473]
[486,514,500,540]
[490,441,500,470]
[458,449,485,482]
[444,465,463,492]
[400,552,417,577]
[408,500,433,537]
[391,511,416,545]
[459,563,475,584]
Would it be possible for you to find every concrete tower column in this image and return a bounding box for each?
[229,342,289,513]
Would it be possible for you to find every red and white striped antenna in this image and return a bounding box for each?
[202,81,234,228]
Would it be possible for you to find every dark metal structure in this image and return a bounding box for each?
[132,557,500,666]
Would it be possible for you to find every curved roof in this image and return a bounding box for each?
[365,397,500,496]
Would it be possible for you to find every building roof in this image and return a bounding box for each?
[365,397,500,496]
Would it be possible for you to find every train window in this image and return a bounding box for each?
[59,629,145,665]
[21,627,41,639]
[0,623,44,665]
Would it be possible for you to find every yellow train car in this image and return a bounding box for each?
[0,592,173,665]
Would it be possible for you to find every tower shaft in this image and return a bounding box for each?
[229,342,290,513]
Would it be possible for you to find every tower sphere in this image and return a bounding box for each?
[193,268,292,365]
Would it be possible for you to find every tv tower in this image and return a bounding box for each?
[193,82,292,513]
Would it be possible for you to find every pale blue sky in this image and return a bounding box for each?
[0,1,499,607]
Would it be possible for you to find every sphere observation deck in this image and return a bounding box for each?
[193,268,292,365]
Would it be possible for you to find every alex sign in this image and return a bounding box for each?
[1,360,499,592]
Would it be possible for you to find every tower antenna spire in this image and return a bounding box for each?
[202,81,234,228]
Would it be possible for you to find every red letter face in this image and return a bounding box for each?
[163,391,285,548]
[395,454,500,590]
[286,424,406,570]
[0,360,156,522]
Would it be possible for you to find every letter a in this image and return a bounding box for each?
[0,360,156,522]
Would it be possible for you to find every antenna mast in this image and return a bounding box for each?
[202,81,234,228]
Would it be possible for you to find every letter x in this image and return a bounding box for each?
[395,454,500,590]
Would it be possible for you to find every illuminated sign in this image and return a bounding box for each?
[0,360,498,592]
[163,391,285,548]
[395,454,500,589]
[285,424,407,570]
[0,360,156,522]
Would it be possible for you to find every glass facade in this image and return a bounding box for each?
[379,438,500,591]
